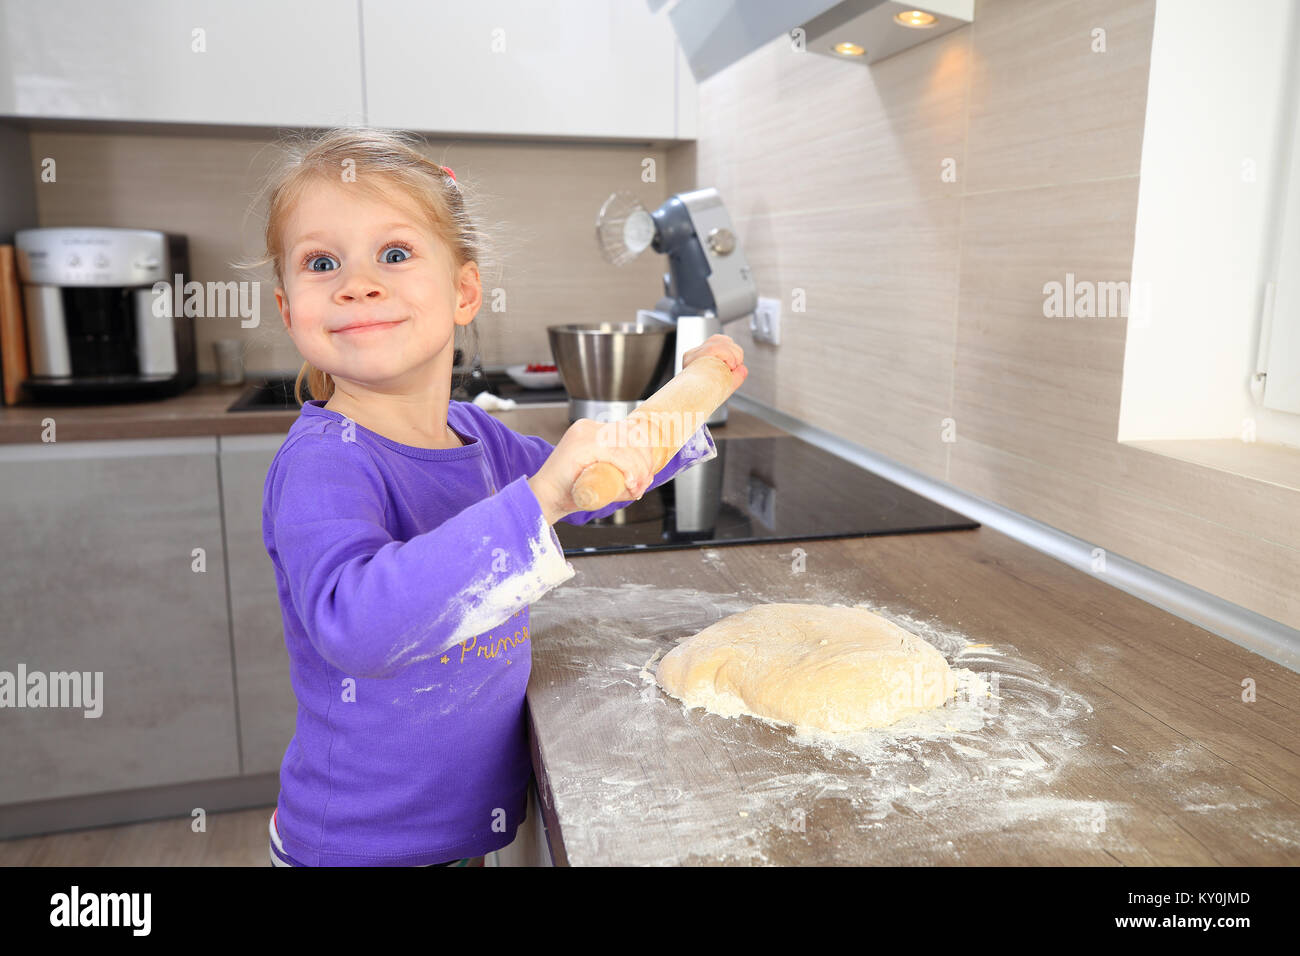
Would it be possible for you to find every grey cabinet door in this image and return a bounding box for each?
[0,437,238,804]
[218,435,293,776]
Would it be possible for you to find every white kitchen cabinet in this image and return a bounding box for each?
[0,0,694,140]
[0,0,364,128]
[361,0,695,139]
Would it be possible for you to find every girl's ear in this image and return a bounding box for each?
[455,261,482,322]
[275,287,292,329]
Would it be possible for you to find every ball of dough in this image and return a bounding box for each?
[656,603,957,733]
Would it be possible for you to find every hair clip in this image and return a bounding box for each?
[441,165,456,182]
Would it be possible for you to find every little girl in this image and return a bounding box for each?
[246,127,747,866]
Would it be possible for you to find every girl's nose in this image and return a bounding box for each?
[336,273,386,301]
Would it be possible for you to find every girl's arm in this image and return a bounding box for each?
[463,402,718,525]
[265,434,574,679]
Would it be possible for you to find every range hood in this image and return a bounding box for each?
[661,0,974,79]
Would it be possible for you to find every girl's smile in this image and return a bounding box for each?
[333,317,408,335]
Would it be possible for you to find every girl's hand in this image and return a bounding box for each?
[527,334,746,524]
[682,333,748,391]
[527,417,657,525]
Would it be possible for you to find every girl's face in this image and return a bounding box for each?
[274,178,480,392]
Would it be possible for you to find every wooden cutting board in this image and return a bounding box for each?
[0,244,29,406]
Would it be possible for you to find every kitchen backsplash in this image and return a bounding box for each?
[674,0,1300,630]
[22,128,673,373]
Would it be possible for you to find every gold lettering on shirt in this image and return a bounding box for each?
[455,609,530,665]
[474,627,530,661]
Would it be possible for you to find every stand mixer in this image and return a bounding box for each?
[547,187,757,426]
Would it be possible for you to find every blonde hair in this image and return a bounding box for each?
[235,126,497,404]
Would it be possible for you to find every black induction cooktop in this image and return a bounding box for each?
[553,434,978,555]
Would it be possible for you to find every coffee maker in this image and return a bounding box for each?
[14,227,196,403]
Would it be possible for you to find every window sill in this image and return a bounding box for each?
[1123,438,1300,493]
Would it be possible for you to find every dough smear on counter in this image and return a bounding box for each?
[655,602,957,733]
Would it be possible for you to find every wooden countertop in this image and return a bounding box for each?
[523,430,1300,866]
[0,383,298,443]
[0,383,781,445]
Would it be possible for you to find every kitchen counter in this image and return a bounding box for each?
[525,473,1300,865]
[3,389,1295,864]
[0,383,296,443]
[0,382,791,445]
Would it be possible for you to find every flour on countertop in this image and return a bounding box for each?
[531,571,1300,864]
[532,580,1108,864]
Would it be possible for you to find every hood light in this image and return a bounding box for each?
[895,10,938,28]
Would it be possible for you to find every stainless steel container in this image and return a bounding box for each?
[547,320,676,422]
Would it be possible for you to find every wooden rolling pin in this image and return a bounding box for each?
[570,354,735,511]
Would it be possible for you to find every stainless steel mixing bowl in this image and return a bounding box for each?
[546,321,675,402]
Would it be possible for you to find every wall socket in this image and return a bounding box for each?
[749,296,781,345]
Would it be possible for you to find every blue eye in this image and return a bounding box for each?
[300,241,413,272]
[305,253,339,272]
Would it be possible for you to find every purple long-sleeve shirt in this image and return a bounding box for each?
[263,397,717,866]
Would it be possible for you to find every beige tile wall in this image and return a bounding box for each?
[27,129,672,374]
[680,0,1300,629]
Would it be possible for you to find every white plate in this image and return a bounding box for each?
[506,364,561,389]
